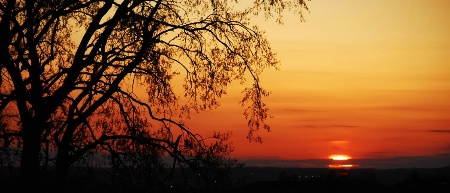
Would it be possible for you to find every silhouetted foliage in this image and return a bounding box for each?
[0,0,309,192]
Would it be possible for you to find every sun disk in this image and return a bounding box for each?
[329,154,351,161]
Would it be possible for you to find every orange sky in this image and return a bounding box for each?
[183,0,450,166]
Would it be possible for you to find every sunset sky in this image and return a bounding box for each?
[184,0,450,168]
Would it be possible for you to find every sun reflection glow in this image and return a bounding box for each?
[328,164,354,168]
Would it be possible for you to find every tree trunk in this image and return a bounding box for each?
[20,121,43,192]
[55,145,71,192]
[55,158,70,193]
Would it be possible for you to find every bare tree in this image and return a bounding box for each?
[0,0,309,191]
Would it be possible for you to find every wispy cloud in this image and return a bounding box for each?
[371,105,428,112]
[302,124,358,128]
[428,129,450,133]
[280,108,324,113]
[304,125,319,128]
[331,124,358,128]
[362,151,397,158]
[241,158,330,168]
[240,154,450,169]
[353,154,450,169]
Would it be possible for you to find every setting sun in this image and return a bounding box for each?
[328,154,356,169]
[329,155,351,161]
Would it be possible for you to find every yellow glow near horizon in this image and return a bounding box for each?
[329,155,351,161]
[328,164,354,169]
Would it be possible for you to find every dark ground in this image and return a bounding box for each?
[1,166,450,193]
[230,167,450,193]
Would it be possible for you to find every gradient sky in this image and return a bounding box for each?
[184,0,450,168]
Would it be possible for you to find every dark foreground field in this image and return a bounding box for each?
[1,166,450,193]
[232,167,450,193]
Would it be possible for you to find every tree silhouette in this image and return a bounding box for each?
[0,0,309,191]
